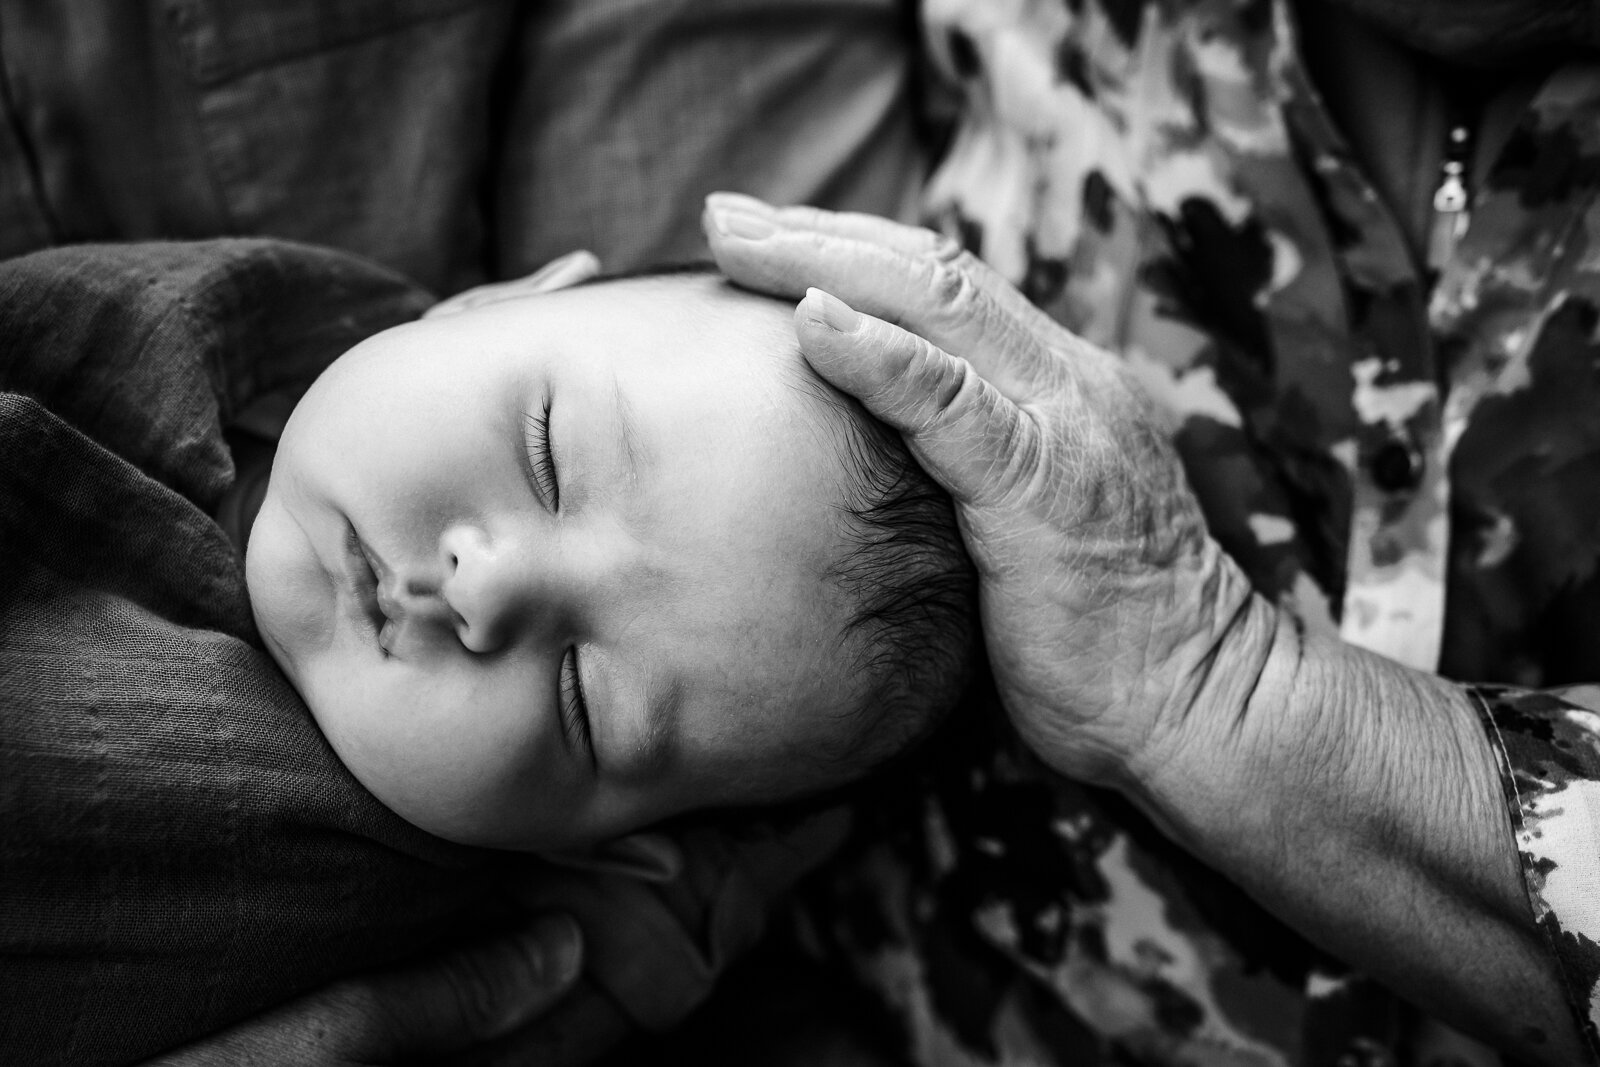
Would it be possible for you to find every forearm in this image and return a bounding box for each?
[1129,597,1583,1062]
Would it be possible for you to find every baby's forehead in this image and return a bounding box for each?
[578,271,800,357]
[544,268,865,488]
[567,271,840,413]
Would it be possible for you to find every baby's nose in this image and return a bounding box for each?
[438,524,537,653]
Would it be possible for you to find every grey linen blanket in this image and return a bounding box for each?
[0,241,499,1065]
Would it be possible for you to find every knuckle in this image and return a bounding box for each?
[925,344,974,415]
[949,247,985,275]
[900,342,967,433]
[930,232,965,263]
[924,251,995,332]
[996,404,1048,499]
[864,330,954,430]
[924,256,973,310]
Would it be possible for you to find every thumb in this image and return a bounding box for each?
[358,913,584,1057]
[796,288,1034,510]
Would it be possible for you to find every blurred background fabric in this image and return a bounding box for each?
[0,0,924,293]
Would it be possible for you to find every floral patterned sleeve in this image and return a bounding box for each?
[1472,685,1600,1057]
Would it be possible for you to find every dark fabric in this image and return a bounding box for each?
[0,0,921,294]
[0,0,516,294]
[0,241,495,1066]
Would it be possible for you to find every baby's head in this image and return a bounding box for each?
[246,269,976,852]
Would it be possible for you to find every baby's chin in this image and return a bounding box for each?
[243,544,293,678]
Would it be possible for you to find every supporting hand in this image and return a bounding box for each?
[143,914,607,1067]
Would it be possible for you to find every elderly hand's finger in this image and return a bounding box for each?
[705,192,951,259]
[796,288,1037,511]
[706,202,1064,401]
[705,200,939,314]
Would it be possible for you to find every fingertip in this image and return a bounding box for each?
[800,287,861,334]
[705,190,775,216]
[526,913,583,988]
[703,192,779,244]
[565,249,603,279]
[793,296,854,372]
[795,308,888,410]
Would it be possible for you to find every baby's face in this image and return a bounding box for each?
[247,276,863,850]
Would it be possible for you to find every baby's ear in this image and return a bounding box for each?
[422,250,602,319]
[544,831,684,883]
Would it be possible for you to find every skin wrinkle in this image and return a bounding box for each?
[1169,555,1263,746]
[916,337,967,422]
[1168,605,1576,1056]
[941,371,1014,505]
[610,379,643,493]
[927,257,1044,396]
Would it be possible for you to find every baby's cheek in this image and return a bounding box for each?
[246,502,334,674]
[310,664,572,847]
[298,665,424,816]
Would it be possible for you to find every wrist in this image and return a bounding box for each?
[1124,601,1520,922]
[1107,604,1575,1056]
[1116,581,1288,847]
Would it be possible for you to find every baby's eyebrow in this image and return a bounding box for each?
[616,676,680,779]
[614,380,644,488]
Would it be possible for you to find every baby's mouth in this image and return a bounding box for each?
[345,522,394,647]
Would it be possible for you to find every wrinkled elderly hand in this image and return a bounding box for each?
[704,195,1275,789]
[703,195,1594,1064]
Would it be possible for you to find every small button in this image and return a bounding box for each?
[1368,436,1425,492]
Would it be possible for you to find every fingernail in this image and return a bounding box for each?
[706,191,775,216]
[712,207,776,241]
[806,287,860,333]
[531,914,582,984]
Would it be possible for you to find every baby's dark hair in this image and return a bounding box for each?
[580,263,979,784]
[791,362,979,777]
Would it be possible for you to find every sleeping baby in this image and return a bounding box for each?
[3,240,975,1061]
[244,265,978,852]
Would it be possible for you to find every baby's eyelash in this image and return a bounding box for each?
[560,646,595,767]
[523,399,559,509]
